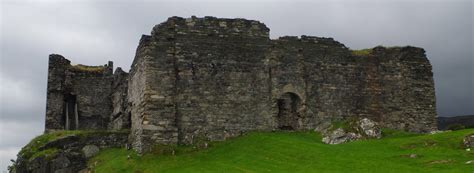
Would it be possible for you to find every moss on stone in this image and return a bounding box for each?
[150,144,178,155]
[19,131,83,160]
[350,49,373,56]
[350,46,405,56]
[330,118,359,133]
[70,64,105,73]
[149,135,211,156]
[29,148,59,161]
[19,130,129,160]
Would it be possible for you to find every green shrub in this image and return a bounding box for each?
[18,131,84,160]
[330,118,359,133]
[70,64,105,73]
[150,144,178,155]
[18,130,129,160]
[447,124,465,131]
[350,49,373,56]
[29,148,59,161]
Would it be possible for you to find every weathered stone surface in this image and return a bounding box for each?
[314,120,332,133]
[322,128,361,144]
[82,145,100,158]
[358,118,381,138]
[43,16,437,153]
[50,155,71,170]
[45,55,125,131]
[463,133,474,148]
[322,118,381,144]
[109,68,130,130]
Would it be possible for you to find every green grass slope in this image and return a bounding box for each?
[90,129,474,173]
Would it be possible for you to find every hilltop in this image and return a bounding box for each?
[438,115,474,130]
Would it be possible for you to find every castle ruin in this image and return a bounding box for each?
[45,16,437,153]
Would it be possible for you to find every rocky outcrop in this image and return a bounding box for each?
[358,118,381,138]
[322,128,362,145]
[82,145,100,159]
[464,134,474,149]
[322,118,382,144]
[11,131,128,173]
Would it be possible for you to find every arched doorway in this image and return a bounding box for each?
[277,92,301,130]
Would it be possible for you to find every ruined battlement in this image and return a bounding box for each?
[48,54,114,76]
[45,54,129,131]
[45,16,437,154]
[367,46,427,58]
[69,63,113,75]
[151,16,270,40]
[275,35,348,47]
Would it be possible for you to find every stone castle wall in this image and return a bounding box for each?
[45,55,128,131]
[169,17,273,145]
[45,16,437,153]
[109,67,130,130]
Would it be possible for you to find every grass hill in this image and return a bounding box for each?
[89,129,474,173]
[438,115,474,130]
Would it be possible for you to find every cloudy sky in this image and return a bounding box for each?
[0,0,472,171]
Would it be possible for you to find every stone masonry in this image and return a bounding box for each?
[45,16,437,153]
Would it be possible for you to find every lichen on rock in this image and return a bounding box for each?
[321,118,382,144]
[463,133,474,149]
[11,130,128,173]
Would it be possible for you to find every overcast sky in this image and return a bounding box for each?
[0,0,472,171]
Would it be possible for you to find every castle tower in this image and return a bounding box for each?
[45,54,118,131]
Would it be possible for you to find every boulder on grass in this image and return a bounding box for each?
[82,145,100,159]
[463,134,474,148]
[321,118,381,145]
[358,118,382,138]
[322,128,361,144]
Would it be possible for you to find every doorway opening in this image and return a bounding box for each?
[277,92,301,130]
[63,94,78,130]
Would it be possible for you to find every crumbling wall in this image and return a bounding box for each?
[13,131,128,173]
[45,55,125,131]
[127,34,171,153]
[267,38,437,133]
[370,47,437,132]
[45,55,70,131]
[268,36,357,131]
[109,67,130,130]
[67,62,114,129]
[168,16,273,144]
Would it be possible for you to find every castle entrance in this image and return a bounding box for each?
[277,92,301,130]
[63,94,78,130]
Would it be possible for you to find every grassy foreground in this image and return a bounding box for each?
[89,129,474,173]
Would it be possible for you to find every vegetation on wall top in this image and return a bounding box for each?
[70,64,105,73]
